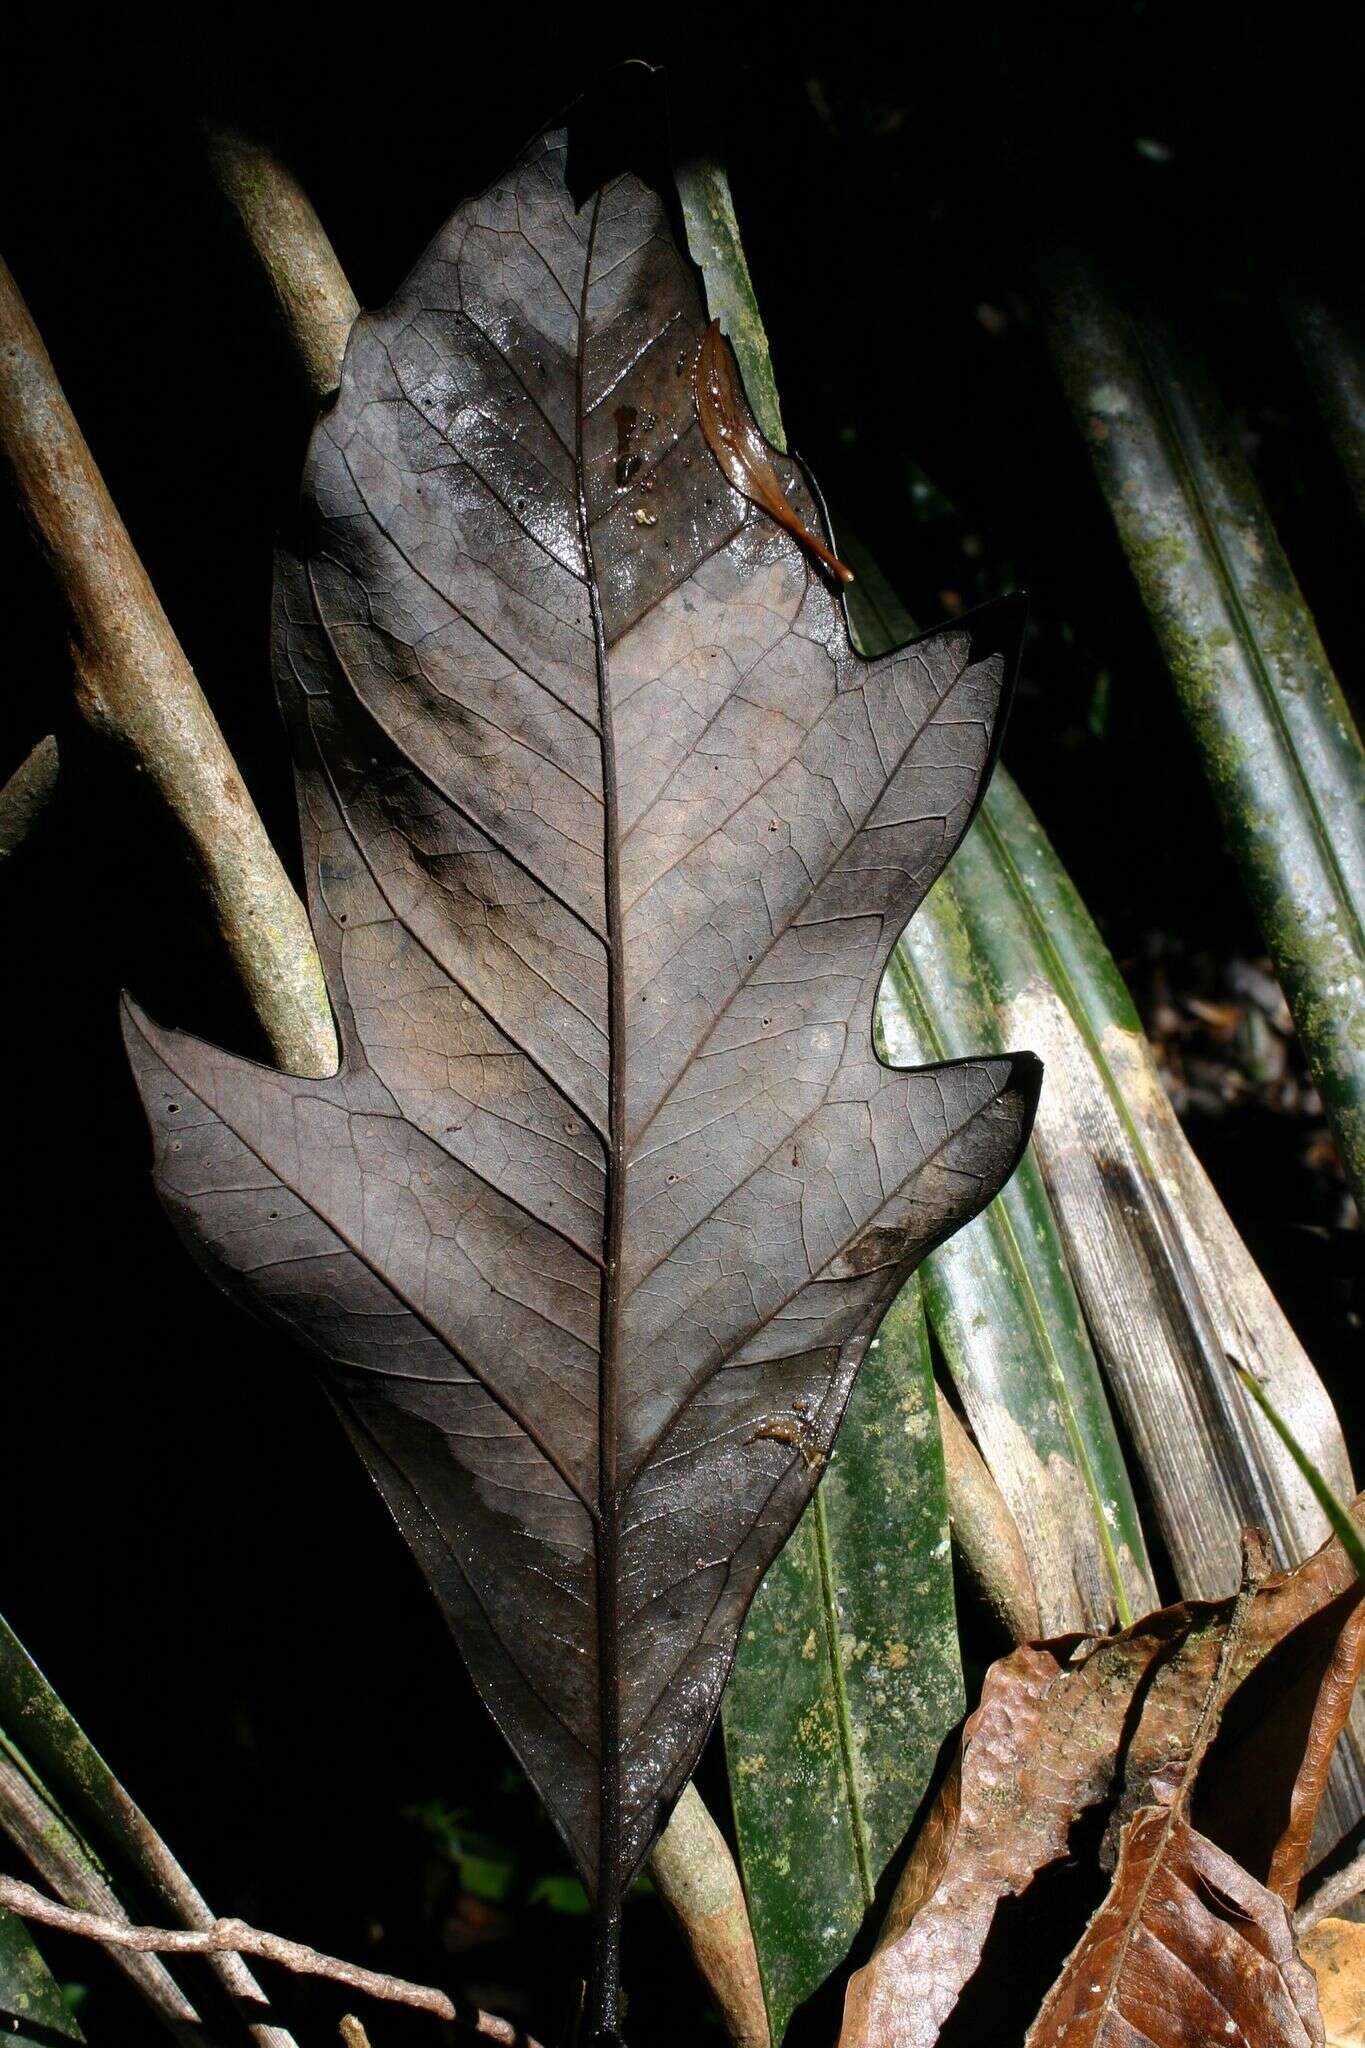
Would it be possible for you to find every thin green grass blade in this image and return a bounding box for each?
[1235,1370,1365,1585]
[0,1616,295,2046]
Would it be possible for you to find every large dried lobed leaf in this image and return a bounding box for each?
[122,116,1036,1912]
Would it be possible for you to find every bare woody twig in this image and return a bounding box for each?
[935,1388,1042,1644]
[1296,1841,1365,1934]
[0,1751,209,2047]
[648,1784,770,2048]
[0,255,337,1078]
[0,733,59,860]
[0,1875,542,2047]
[202,127,358,404]
[0,1740,297,2048]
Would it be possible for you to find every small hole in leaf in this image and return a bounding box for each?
[167,1103,179,1114]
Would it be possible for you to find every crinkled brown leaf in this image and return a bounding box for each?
[1125,1514,1365,1885]
[841,1501,1365,2048]
[1019,1540,1321,2048]
[840,1624,1187,2048]
[120,95,1036,1977]
[1207,1590,1365,1906]
[1025,1807,1323,2048]
[1269,1600,1365,1904]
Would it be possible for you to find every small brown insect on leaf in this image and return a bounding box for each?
[747,1412,827,1472]
[694,320,855,586]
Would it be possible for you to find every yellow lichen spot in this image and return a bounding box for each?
[885,1641,909,1670]
[801,1628,818,1659]
[797,1708,835,1753]
[738,1753,767,1778]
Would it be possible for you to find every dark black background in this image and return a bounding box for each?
[2,6,1361,2044]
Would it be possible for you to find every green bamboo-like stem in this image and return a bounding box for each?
[881,908,1153,1631]
[0,1616,296,2048]
[1040,257,1365,1218]
[0,1904,83,2045]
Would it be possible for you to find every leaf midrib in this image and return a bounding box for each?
[813,1482,876,1911]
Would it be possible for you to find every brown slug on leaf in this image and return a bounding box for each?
[693,319,855,586]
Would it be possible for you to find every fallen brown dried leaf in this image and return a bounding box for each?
[839,1622,1185,2048]
[1025,1809,1323,2047]
[840,1506,1364,2048]
[1019,1540,1326,2046]
[1264,1596,1365,1903]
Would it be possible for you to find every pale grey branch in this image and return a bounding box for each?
[0,1874,541,2046]
[203,126,358,403]
[0,255,337,1078]
[936,1388,1042,1643]
[1295,1841,1365,1933]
